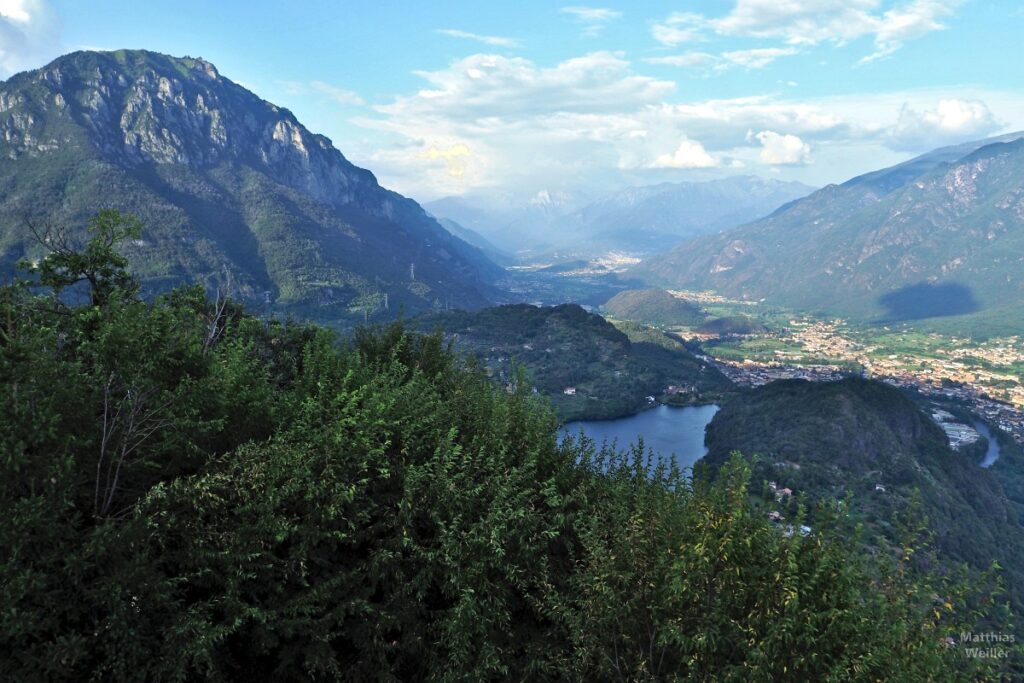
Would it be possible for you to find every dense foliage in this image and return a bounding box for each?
[703,378,1024,638]
[1,214,1014,680]
[697,315,769,336]
[601,288,705,327]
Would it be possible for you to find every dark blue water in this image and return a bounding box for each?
[974,421,1002,468]
[562,404,720,472]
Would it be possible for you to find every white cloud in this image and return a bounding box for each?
[309,81,365,106]
[650,139,718,168]
[644,51,718,68]
[560,6,622,37]
[420,143,473,178]
[721,47,799,69]
[647,46,798,74]
[355,52,676,196]
[864,0,964,62]
[751,130,812,164]
[279,80,365,106]
[651,0,963,63]
[560,6,621,22]
[0,0,60,77]
[650,97,846,150]
[645,47,797,74]
[374,52,674,123]
[651,12,705,46]
[888,98,1000,151]
[709,0,880,43]
[0,0,32,22]
[436,28,520,48]
[346,48,1023,198]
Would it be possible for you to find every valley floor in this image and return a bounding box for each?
[664,290,1024,448]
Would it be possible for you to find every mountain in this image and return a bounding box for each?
[426,177,814,259]
[0,50,503,321]
[424,189,591,255]
[697,315,768,336]
[433,216,513,266]
[700,377,1024,618]
[563,176,815,257]
[601,288,705,327]
[634,133,1024,328]
[414,303,731,420]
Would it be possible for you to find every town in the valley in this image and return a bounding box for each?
[669,293,1024,450]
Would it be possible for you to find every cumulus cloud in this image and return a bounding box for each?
[560,6,622,37]
[650,139,718,168]
[372,52,675,124]
[751,130,812,164]
[436,28,520,48]
[708,0,880,43]
[0,0,61,77]
[355,51,854,193]
[347,47,1022,198]
[355,52,677,195]
[650,0,963,63]
[888,98,1000,151]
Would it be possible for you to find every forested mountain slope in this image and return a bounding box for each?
[0,50,502,321]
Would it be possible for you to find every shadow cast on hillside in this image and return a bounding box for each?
[877,282,980,321]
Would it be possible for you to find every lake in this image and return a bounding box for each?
[562,404,720,472]
[975,421,1002,468]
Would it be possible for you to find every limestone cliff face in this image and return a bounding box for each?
[0,50,502,319]
[1,50,412,218]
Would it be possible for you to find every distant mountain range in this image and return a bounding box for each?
[0,50,502,321]
[432,216,514,266]
[634,133,1024,329]
[425,177,815,259]
[425,189,590,256]
[563,176,815,257]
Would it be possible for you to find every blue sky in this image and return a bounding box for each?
[2,0,1023,201]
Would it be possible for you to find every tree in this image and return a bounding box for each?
[23,209,142,306]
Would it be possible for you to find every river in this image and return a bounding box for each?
[562,404,720,473]
[974,421,1002,468]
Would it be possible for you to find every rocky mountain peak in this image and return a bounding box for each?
[0,49,405,217]
[0,49,503,319]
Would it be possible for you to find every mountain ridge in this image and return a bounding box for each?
[425,176,815,258]
[0,49,502,319]
[633,132,1024,328]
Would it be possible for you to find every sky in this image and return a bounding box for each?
[1,0,1023,202]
